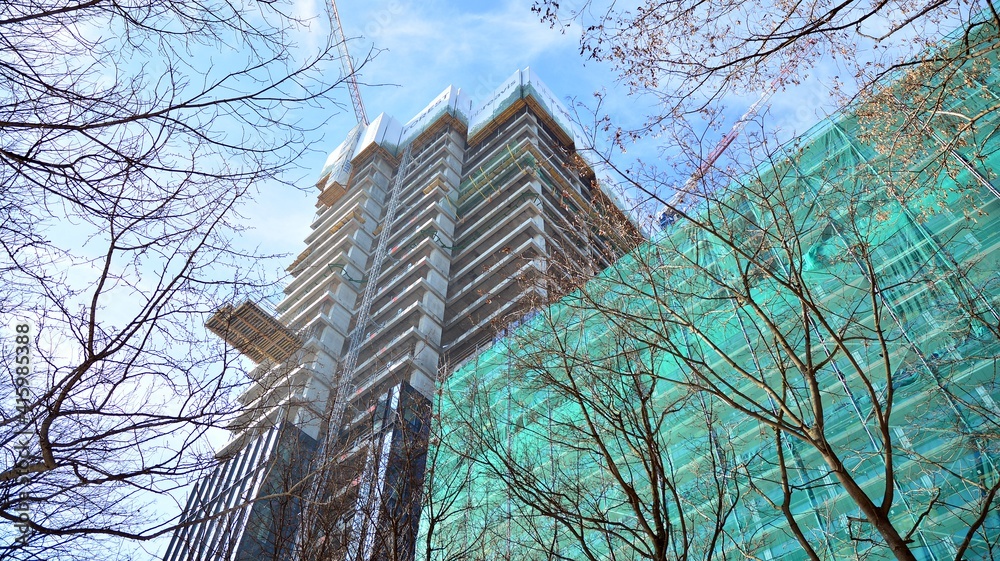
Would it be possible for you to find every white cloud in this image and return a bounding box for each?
[340,0,583,111]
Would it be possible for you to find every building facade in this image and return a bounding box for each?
[426,25,1000,561]
[164,69,637,561]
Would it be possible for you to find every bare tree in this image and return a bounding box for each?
[418,191,736,561]
[532,0,999,122]
[417,380,505,561]
[438,309,748,561]
[531,0,1000,229]
[0,0,364,557]
[297,382,431,561]
[431,20,1000,560]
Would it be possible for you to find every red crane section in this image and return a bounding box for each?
[330,0,368,125]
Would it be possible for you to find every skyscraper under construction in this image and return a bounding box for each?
[163,69,638,561]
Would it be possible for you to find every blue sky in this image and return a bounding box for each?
[8,2,971,558]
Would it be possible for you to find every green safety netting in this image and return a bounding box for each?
[420,21,1000,561]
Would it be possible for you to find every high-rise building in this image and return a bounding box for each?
[163,69,638,561]
[424,25,1000,561]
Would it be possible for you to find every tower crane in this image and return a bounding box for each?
[330,0,368,126]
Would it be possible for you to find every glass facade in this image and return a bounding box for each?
[423,22,1000,561]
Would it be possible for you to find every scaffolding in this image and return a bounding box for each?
[317,180,348,208]
[294,145,416,560]
[205,301,302,364]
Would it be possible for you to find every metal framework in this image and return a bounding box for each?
[330,0,368,126]
[429,31,1000,557]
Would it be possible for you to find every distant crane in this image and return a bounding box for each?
[657,66,792,229]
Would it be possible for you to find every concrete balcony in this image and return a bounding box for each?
[443,285,544,363]
[446,260,537,329]
[281,248,365,312]
[450,219,544,283]
[376,252,449,303]
[369,277,444,328]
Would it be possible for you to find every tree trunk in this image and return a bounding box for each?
[816,440,917,561]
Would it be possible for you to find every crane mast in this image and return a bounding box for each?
[330,0,368,126]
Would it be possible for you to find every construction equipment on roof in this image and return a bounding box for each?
[205,301,302,363]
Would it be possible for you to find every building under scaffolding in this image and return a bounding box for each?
[164,69,638,561]
[426,23,1000,561]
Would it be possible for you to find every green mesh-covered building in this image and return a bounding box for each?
[420,22,1000,561]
